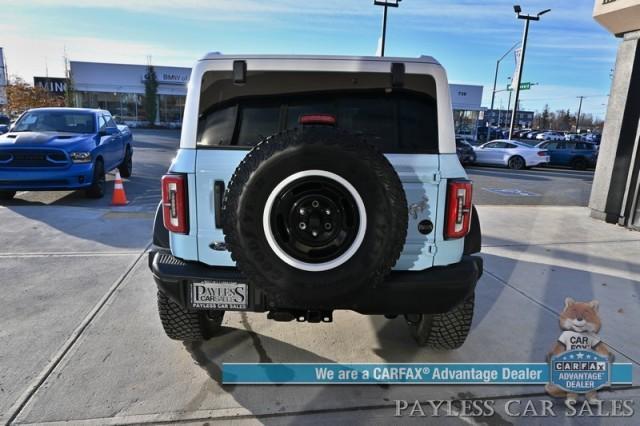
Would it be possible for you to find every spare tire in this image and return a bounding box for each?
[222,126,408,305]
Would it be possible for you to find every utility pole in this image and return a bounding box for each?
[490,41,520,112]
[508,6,550,139]
[506,77,513,125]
[576,96,585,132]
[374,1,402,57]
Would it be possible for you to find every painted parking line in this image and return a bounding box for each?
[3,245,151,425]
[0,251,141,258]
[482,188,541,197]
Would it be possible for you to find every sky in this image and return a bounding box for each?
[0,0,618,118]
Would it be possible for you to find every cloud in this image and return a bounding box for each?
[0,28,199,80]
[6,0,555,22]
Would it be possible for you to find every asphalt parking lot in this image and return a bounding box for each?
[1,130,637,425]
[466,166,594,206]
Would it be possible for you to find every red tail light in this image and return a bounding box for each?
[161,174,188,234]
[537,150,548,156]
[445,180,473,240]
[299,114,336,125]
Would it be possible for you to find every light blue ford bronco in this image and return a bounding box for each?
[149,54,482,349]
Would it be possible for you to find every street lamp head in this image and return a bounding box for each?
[537,8,551,17]
[513,5,522,14]
[374,0,401,7]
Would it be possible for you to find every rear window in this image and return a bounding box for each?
[197,90,438,154]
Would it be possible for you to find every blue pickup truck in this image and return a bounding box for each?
[0,107,133,199]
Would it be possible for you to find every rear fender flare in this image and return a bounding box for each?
[463,205,481,255]
[153,201,170,249]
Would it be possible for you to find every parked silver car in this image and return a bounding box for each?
[536,131,564,141]
[472,139,550,170]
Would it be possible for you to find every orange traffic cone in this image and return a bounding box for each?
[111,170,129,206]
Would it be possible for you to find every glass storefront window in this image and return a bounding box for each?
[453,109,479,137]
[75,91,186,126]
[159,95,185,124]
[76,91,144,123]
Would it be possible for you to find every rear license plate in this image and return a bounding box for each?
[191,281,248,310]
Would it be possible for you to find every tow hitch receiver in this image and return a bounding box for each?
[267,310,333,323]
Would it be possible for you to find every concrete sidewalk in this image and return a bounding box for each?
[7,205,640,425]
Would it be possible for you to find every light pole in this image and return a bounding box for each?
[506,77,513,125]
[508,5,550,140]
[374,0,402,57]
[576,95,585,132]
[490,41,520,113]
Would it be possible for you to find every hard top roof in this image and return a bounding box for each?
[199,53,440,66]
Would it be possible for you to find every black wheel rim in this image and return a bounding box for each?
[269,176,360,264]
[511,157,523,169]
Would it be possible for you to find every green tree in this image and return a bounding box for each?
[64,55,76,107]
[541,104,550,129]
[65,73,76,107]
[144,65,158,126]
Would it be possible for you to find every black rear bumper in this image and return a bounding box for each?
[149,250,483,315]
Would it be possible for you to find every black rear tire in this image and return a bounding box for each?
[86,160,106,198]
[0,190,16,200]
[157,291,224,341]
[572,157,587,170]
[508,156,526,170]
[118,146,133,178]
[406,294,475,349]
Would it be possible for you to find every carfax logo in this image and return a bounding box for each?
[550,350,609,394]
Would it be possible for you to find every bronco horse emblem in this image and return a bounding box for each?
[408,196,429,220]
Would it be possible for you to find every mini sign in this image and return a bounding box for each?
[34,77,68,94]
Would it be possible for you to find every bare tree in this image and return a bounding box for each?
[6,77,65,114]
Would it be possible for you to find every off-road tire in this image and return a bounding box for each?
[157,291,224,341]
[0,190,16,200]
[222,126,408,306]
[118,146,133,178]
[86,159,106,198]
[508,156,526,170]
[407,294,475,349]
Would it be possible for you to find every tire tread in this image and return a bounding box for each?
[410,294,475,350]
[157,291,223,341]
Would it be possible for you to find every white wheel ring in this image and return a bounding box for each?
[262,170,367,272]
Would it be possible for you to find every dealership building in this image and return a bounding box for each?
[69,60,483,131]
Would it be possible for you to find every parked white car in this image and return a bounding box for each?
[472,139,550,170]
[536,131,564,141]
